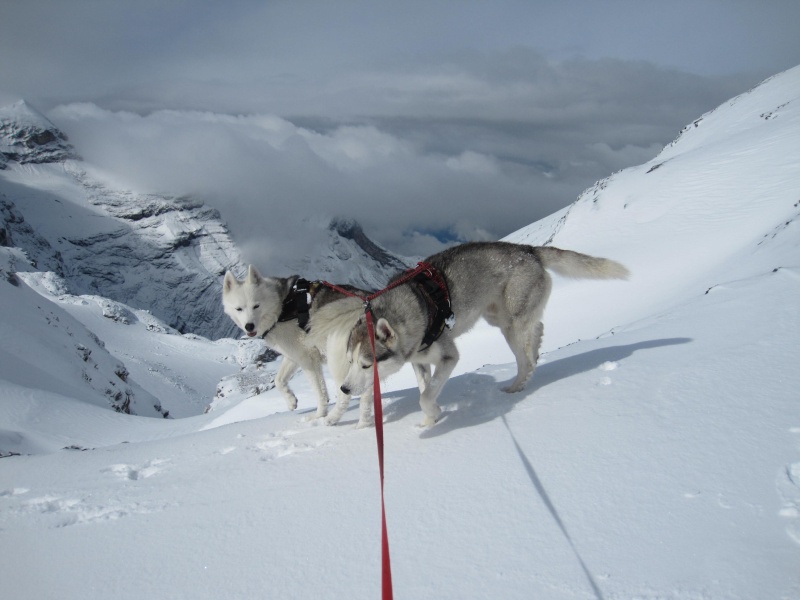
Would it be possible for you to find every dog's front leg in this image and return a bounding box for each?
[324,389,351,426]
[356,385,375,429]
[275,357,300,411]
[418,344,459,427]
[412,363,431,394]
[303,352,330,419]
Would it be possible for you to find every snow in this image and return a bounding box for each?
[2,66,800,599]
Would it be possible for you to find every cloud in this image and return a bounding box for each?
[49,102,541,261]
[6,1,795,270]
[4,1,798,114]
[46,51,756,266]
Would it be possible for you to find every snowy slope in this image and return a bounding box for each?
[506,68,800,352]
[0,275,166,450]
[1,67,800,600]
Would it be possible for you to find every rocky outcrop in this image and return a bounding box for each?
[0,101,79,166]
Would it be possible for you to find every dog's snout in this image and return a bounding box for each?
[245,322,255,332]
[340,384,351,395]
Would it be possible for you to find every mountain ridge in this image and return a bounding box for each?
[0,102,409,338]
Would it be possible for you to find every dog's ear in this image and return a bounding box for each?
[375,318,397,347]
[246,265,263,284]
[223,271,238,293]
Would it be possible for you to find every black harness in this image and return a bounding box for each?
[411,264,455,350]
[262,278,319,339]
[281,278,318,330]
[265,266,455,350]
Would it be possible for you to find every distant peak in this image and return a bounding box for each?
[329,217,361,237]
[0,99,79,166]
[0,100,57,130]
[328,217,408,271]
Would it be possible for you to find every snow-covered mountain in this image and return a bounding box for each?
[0,101,243,339]
[1,66,799,600]
[0,101,409,339]
[0,100,79,167]
[505,67,800,350]
[288,217,412,290]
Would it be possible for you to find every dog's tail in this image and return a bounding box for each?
[534,246,629,280]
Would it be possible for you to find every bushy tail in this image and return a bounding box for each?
[534,246,629,280]
[306,296,365,350]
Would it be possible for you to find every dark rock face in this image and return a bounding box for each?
[0,195,64,273]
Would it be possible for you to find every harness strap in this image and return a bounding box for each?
[412,265,455,350]
[261,278,319,339]
[325,262,454,349]
[291,278,318,330]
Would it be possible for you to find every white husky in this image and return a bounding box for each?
[222,265,363,422]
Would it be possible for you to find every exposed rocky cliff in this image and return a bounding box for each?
[0,100,79,167]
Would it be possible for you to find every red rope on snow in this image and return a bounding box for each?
[322,262,447,600]
[365,309,394,600]
[322,262,442,600]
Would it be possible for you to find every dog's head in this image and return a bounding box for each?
[340,315,407,395]
[222,265,287,338]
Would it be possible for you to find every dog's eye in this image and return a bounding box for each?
[236,307,243,312]
[361,362,373,370]
[253,304,260,309]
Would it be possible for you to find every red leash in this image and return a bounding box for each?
[365,310,393,600]
[322,262,435,600]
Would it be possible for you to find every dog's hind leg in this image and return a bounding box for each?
[501,320,544,393]
[497,273,548,393]
[275,357,301,410]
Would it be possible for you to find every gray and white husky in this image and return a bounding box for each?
[309,242,629,427]
[222,266,366,422]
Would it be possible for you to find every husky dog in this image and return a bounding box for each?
[310,242,629,427]
[222,266,365,421]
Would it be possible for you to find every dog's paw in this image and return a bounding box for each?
[356,417,374,429]
[303,410,326,423]
[501,382,525,394]
[285,396,299,411]
[418,414,439,428]
[324,412,343,426]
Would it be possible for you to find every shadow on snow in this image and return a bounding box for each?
[369,337,693,438]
